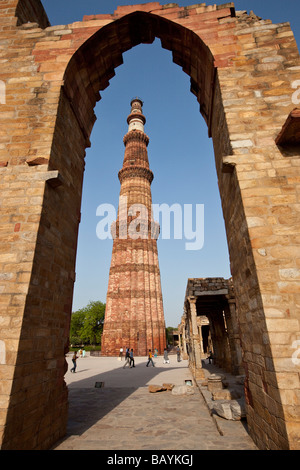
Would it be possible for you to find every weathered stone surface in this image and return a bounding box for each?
[162,383,174,391]
[207,374,224,392]
[171,385,195,396]
[101,100,166,357]
[213,399,246,421]
[235,375,246,385]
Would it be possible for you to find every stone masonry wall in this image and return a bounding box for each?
[211,12,300,449]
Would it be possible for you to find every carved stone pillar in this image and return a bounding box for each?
[198,319,204,353]
[181,319,188,360]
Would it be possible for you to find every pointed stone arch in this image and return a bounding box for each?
[61,10,217,142]
[0,0,300,450]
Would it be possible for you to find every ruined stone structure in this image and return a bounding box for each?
[179,313,211,358]
[181,277,244,376]
[101,98,166,356]
[0,0,300,450]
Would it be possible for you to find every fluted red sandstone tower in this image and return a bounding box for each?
[101,98,166,356]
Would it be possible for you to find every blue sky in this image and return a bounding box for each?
[41,1,300,327]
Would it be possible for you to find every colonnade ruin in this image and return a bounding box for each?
[181,277,243,376]
[0,0,300,450]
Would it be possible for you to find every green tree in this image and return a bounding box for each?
[166,326,176,345]
[70,310,85,345]
[70,300,106,346]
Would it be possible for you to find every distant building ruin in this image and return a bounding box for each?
[180,277,243,377]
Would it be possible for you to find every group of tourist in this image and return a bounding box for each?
[119,346,181,368]
[120,347,135,368]
[70,345,182,373]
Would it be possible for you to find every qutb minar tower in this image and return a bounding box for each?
[101,98,166,356]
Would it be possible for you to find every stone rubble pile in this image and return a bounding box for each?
[203,373,247,421]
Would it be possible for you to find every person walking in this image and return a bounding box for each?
[123,348,131,368]
[119,347,123,360]
[70,351,78,373]
[129,348,135,368]
[163,348,170,364]
[146,349,155,367]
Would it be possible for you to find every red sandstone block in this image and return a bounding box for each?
[39,62,67,73]
[218,19,236,28]
[114,3,160,15]
[196,31,219,42]
[60,27,99,44]
[182,7,198,15]
[211,43,241,55]
[214,50,237,61]
[186,21,220,37]
[218,35,237,45]
[214,57,231,68]
[34,40,72,50]
[42,72,64,81]
[83,14,113,21]
[156,11,182,21]
[195,7,233,22]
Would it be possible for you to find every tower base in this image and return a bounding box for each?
[101,320,166,356]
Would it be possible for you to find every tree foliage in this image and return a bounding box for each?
[166,326,176,345]
[70,300,105,345]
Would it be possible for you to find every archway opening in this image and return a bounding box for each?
[71,36,231,334]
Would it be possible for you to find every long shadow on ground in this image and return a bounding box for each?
[55,358,191,445]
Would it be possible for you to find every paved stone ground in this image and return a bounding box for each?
[53,355,257,451]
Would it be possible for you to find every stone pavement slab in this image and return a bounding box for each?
[53,355,256,451]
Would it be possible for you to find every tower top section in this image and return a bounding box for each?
[127,97,146,132]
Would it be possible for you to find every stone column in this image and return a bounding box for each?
[178,330,182,349]
[224,300,244,375]
[181,320,188,360]
[209,310,231,371]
